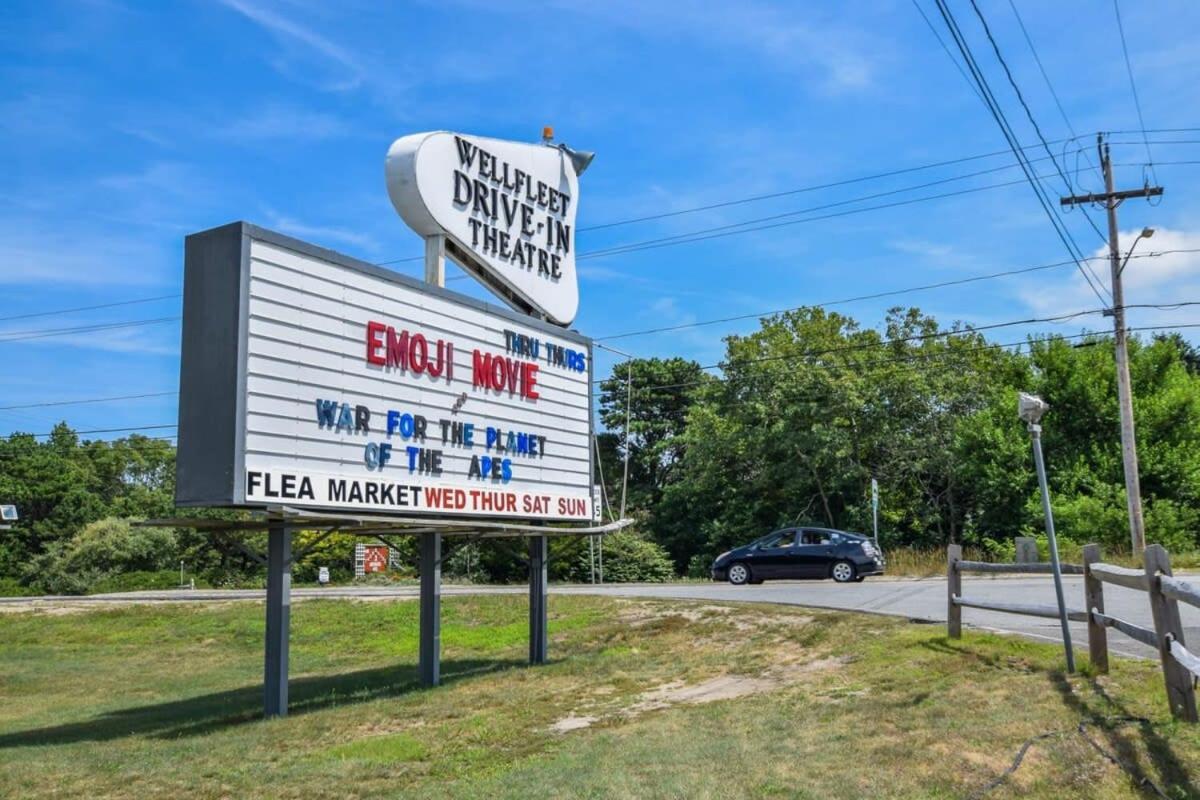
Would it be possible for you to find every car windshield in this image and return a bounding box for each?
[758,530,796,548]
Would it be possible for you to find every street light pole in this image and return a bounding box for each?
[1103,146,1146,556]
[1019,393,1075,672]
[1061,135,1162,555]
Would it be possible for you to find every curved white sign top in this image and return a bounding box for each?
[386,132,581,326]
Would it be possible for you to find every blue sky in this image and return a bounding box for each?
[3,0,1200,440]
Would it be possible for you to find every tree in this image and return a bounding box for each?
[597,357,711,512]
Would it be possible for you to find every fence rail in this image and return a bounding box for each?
[1091,610,1159,649]
[952,595,1088,622]
[1161,575,1200,609]
[948,542,1200,722]
[1087,563,1149,592]
[956,560,1085,575]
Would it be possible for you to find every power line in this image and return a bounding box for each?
[0,294,181,323]
[594,306,1113,385]
[594,248,1200,342]
[1112,0,1156,184]
[26,423,177,438]
[575,162,1173,263]
[932,0,1108,306]
[1005,0,1104,184]
[582,176,1026,260]
[594,321,1200,397]
[0,391,178,411]
[0,317,181,343]
[911,0,987,104]
[971,0,1109,251]
[578,155,1093,260]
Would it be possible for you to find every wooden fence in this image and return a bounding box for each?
[948,542,1200,721]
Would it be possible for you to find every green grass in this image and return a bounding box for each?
[1,595,1199,798]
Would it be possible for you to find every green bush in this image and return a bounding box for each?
[25,517,178,595]
[88,570,187,594]
[553,530,676,583]
[0,576,36,597]
[686,553,712,579]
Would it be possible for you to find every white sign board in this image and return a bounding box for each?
[385,131,580,326]
[176,223,593,522]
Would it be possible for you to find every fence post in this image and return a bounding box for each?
[1082,543,1108,673]
[947,544,962,639]
[1144,544,1198,722]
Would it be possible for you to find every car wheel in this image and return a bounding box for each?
[831,560,856,583]
[727,563,751,585]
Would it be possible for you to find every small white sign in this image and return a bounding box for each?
[318,566,330,585]
[0,505,17,521]
[385,131,581,326]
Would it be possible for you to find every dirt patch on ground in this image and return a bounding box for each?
[548,674,781,734]
[616,600,813,633]
[0,603,100,616]
[629,675,780,712]
[549,715,600,733]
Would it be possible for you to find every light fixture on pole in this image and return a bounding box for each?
[1018,392,1075,672]
[540,125,595,176]
[1117,227,1154,277]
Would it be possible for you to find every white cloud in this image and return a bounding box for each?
[263,208,379,252]
[217,0,364,91]
[1018,227,1200,336]
[215,104,354,142]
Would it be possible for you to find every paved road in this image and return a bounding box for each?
[5,576,1198,660]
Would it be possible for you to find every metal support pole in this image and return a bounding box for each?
[529,535,548,665]
[871,477,879,551]
[264,520,292,718]
[620,358,632,520]
[424,234,446,288]
[1029,424,1075,672]
[419,533,441,687]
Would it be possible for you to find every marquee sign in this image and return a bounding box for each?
[385,131,580,326]
[175,222,594,521]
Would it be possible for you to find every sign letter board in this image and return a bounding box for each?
[176,222,594,521]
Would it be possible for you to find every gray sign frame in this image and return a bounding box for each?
[176,221,595,516]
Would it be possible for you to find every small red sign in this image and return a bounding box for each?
[363,545,389,574]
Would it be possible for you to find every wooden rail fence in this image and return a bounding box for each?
[948,542,1200,721]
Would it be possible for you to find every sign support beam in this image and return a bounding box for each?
[419,533,441,687]
[424,234,446,288]
[264,519,292,718]
[529,535,549,664]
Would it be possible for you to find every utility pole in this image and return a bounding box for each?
[1060,134,1162,555]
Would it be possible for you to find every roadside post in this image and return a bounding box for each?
[871,478,880,551]
[1018,392,1075,673]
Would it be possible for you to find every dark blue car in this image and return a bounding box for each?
[711,527,885,585]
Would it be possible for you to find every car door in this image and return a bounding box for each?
[750,529,799,578]
[794,529,838,577]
